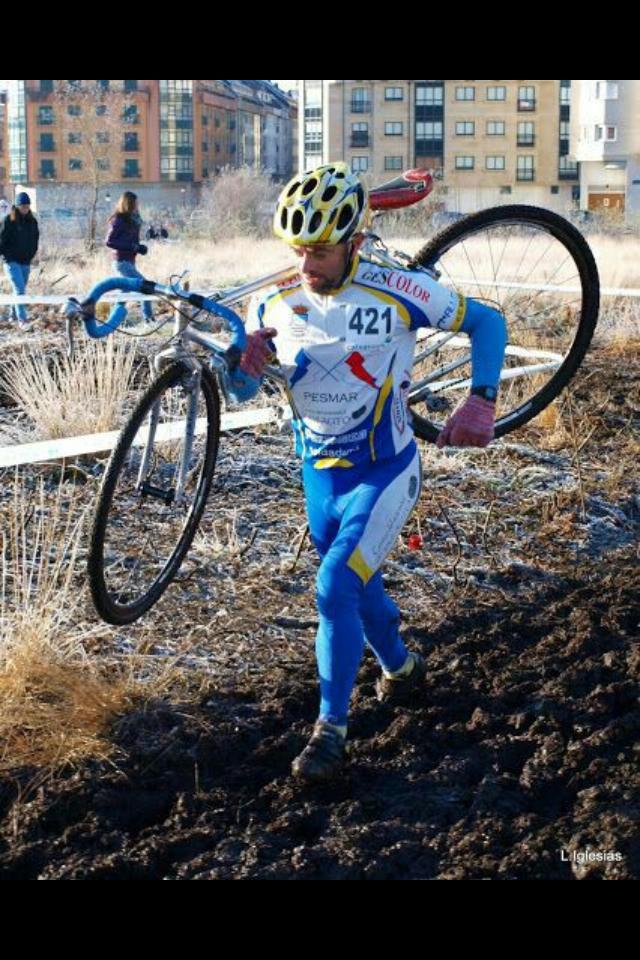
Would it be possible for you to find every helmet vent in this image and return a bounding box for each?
[321,185,338,202]
[309,211,323,233]
[337,203,354,231]
[291,209,304,235]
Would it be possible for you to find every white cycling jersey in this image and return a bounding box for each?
[248,255,466,469]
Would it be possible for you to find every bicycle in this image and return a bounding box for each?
[64,168,600,625]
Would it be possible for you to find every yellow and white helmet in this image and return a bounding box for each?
[274,162,368,245]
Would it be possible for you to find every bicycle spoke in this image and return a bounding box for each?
[409,207,597,437]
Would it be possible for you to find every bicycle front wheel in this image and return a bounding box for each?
[407,205,600,442]
[88,361,220,625]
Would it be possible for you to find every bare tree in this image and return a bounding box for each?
[54,82,136,250]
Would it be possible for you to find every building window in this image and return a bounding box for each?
[595,124,617,142]
[124,80,138,92]
[97,131,109,144]
[455,156,475,170]
[384,156,403,170]
[550,185,559,194]
[351,122,368,147]
[97,80,110,90]
[69,158,83,171]
[487,120,505,136]
[124,132,139,151]
[38,106,54,125]
[456,86,475,101]
[517,155,535,180]
[385,87,403,100]
[596,81,618,100]
[39,133,55,151]
[560,81,571,106]
[123,158,141,177]
[416,121,443,139]
[96,104,107,116]
[123,104,139,124]
[67,104,81,117]
[456,121,475,136]
[416,85,443,106]
[517,121,535,146]
[351,88,370,113]
[385,121,403,136]
[559,156,578,178]
[518,86,536,111]
[351,156,369,173]
[487,86,506,101]
[40,159,56,179]
[68,132,82,145]
[40,80,54,93]
[486,156,506,171]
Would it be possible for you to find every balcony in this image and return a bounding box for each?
[350,134,370,148]
[518,99,536,112]
[517,138,535,147]
[122,167,141,178]
[351,100,371,114]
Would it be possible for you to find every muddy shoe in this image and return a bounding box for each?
[291,721,347,782]
[375,652,426,704]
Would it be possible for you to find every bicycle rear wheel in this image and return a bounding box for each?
[407,205,600,442]
[88,361,220,625]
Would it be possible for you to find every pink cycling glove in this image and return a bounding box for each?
[436,395,496,449]
[240,327,278,379]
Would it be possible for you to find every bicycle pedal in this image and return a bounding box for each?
[139,481,175,504]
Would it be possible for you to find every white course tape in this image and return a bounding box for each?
[0,406,284,468]
[0,293,157,304]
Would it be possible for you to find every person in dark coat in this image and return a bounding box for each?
[105,191,153,322]
[0,191,39,325]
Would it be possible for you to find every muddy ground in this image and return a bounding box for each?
[0,334,638,880]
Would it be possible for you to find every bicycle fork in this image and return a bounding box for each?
[136,365,201,508]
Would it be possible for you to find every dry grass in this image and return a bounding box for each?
[24,237,293,297]
[0,475,133,773]
[2,338,137,440]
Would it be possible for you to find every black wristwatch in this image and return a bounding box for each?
[471,385,498,402]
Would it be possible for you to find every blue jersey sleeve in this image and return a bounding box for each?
[458,298,508,390]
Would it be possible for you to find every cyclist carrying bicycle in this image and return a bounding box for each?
[228,162,508,782]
